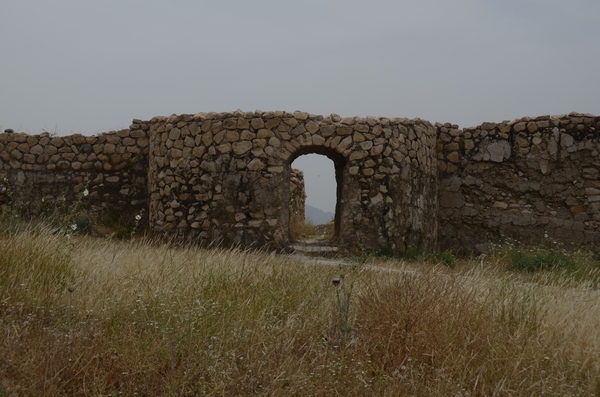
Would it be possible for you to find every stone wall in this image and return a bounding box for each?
[438,112,600,252]
[289,169,306,230]
[147,110,439,252]
[2,110,599,254]
[0,122,150,226]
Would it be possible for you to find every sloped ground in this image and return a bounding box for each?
[2,223,600,396]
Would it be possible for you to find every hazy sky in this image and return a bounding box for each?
[2,1,599,213]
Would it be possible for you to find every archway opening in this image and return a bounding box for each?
[288,148,346,244]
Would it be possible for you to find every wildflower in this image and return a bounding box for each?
[83,189,89,197]
[71,224,77,231]
[135,214,142,221]
[331,277,341,286]
[41,197,45,203]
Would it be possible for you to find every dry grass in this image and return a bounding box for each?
[1,223,600,396]
[289,219,319,240]
[316,222,335,242]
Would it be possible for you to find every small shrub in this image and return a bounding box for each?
[375,244,394,258]
[0,176,20,221]
[401,245,421,262]
[34,187,94,237]
[428,250,457,268]
[94,211,145,239]
[508,250,576,272]
[289,218,319,240]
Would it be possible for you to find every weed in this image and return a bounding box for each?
[0,176,19,222]
[401,245,421,262]
[508,250,576,272]
[331,275,353,345]
[130,209,145,239]
[289,218,319,240]
[346,246,370,266]
[1,227,599,395]
[428,250,457,268]
[56,185,91,237]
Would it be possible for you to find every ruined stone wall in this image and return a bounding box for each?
[438,112,600,252]
[147,110,439,252]
[0,121,150,226]
[289,168,306,228]
[4,109,599,254]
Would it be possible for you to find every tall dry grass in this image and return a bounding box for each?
[1,223,599,395]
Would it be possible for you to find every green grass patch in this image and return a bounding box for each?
[508,250,577,272]
[428,250,458,268]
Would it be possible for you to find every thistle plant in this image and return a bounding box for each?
[332,275,353,345]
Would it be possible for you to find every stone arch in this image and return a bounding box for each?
[147,110,439,254]
[288,145,347,240]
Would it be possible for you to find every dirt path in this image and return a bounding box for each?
[285,240,421,275]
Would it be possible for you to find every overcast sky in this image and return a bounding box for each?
[1,1,599,213]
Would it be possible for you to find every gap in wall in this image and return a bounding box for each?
[291,153,337,242]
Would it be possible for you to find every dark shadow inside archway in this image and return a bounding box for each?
[288,147,346,247]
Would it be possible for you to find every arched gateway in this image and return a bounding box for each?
[148,110,438,254]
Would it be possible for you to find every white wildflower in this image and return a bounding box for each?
[135,214,142,221]
[83,189,89,197]
[71,224,77,231]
